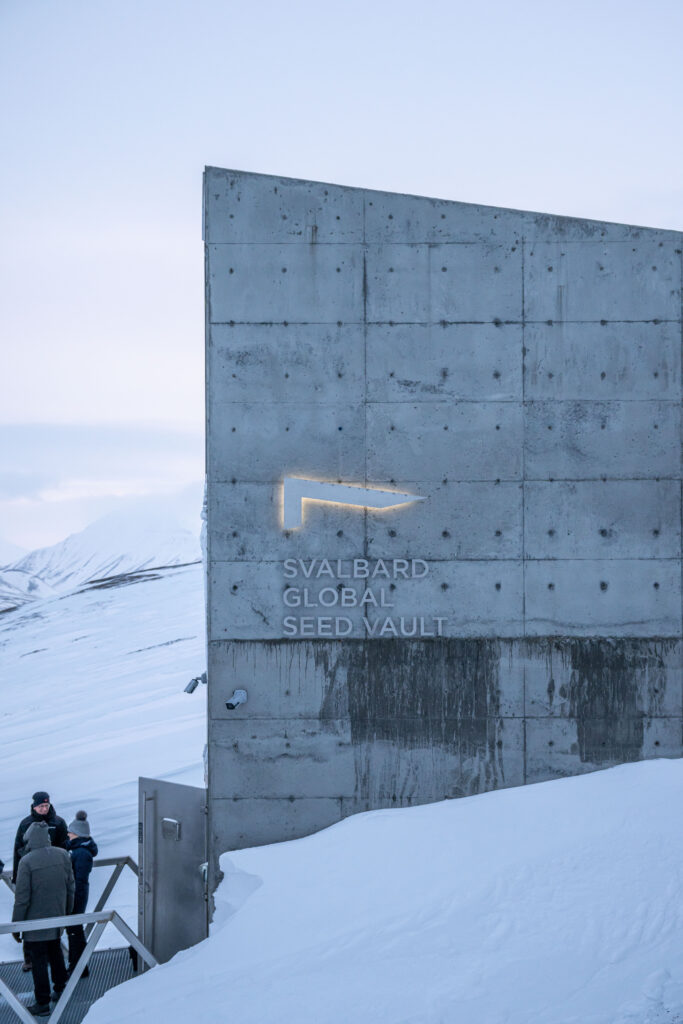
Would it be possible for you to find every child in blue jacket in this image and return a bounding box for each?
[65,811,98,977]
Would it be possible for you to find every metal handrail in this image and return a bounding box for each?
[86,856,138,936]
[2,856,139,946]
[0,910,157,1024]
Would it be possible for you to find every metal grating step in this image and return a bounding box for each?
[0,948,135,1024]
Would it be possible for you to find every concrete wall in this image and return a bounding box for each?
[204,167,682,874]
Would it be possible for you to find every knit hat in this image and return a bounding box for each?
[25,822,50,850]
[32,791,50,808]
[68,810,90,838]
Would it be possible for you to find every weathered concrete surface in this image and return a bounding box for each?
[204,168,682,878]
[207,638,682,853]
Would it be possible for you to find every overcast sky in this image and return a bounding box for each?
[2,0,682,549]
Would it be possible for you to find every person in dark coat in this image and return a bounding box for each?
[12,821,74,1017]
[65,811,98,976]
[12,790,69,972]
[12,792,69,882]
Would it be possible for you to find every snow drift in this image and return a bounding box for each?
[83,758,683,1024]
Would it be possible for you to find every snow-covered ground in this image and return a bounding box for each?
[0,542,206,962]
[82,759,683,1024]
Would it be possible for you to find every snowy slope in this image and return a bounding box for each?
[0,491,203,612]
[0,568,56,612]
[0,561,206,961]
[83,759,683,1024]
[8,506,201,596]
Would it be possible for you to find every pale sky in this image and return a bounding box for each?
[2,0,682,549]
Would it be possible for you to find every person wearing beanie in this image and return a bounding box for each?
[12,821,74,1016]
[12,791,69,973]
[65,811,99,977]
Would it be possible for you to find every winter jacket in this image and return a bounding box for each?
[12,822,74,941]
[12,805,68,882]
[66,836,98,915]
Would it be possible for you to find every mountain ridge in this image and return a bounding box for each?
[0,493,203,612]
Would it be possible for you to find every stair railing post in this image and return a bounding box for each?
[49,917,109,1024]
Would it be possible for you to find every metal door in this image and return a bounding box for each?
[138,778,208,964]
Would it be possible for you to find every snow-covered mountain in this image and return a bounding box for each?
[0,567,57,612]
[0,491,203,612]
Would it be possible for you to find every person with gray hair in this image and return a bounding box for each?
[65,811,98,977]
[12,821,74,1016]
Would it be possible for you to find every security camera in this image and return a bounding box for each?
[226,689,248,710]
[184,672,207,694]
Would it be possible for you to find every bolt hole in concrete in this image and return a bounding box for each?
[548,529,555,536]
[548,583,555,590]
[600,581,609,591]
[232,585,238,592]
[495,530,502,537]
[654,583,660,589]
[495,583,501,591]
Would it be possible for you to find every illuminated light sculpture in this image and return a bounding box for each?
[282,476,426,530]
